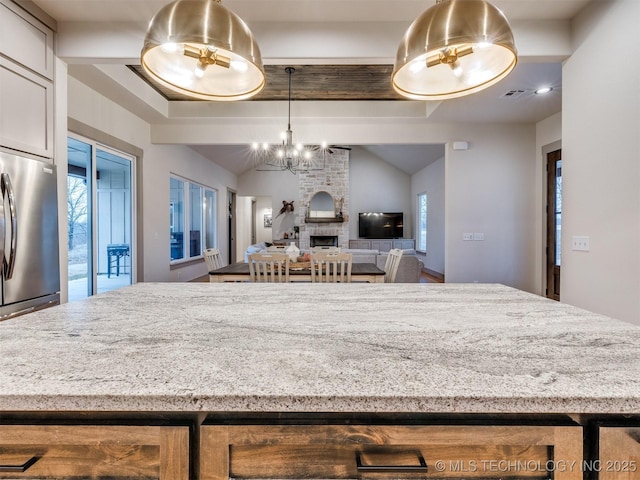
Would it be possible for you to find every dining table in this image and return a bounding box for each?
[209,262,385,283]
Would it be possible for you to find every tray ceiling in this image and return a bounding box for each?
[128,64,406,101]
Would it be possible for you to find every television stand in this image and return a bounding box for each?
[349,239,415,252]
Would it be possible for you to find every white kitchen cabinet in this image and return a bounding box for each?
[0,56,53,158]
[0,1,54,158]
[0,1,54,80]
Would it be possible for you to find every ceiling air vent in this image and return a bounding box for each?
[500,89,527,99]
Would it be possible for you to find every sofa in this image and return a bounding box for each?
[244,242,270,262]
[345,248,424,283]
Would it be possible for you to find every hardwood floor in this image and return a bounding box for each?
[191,275,210,282]
[420,271,444,283]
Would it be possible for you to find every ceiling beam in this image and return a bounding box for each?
[55,19,572,65]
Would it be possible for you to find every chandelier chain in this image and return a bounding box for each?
[285,67,295,131]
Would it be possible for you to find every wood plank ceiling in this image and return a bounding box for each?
[128,64,407,101]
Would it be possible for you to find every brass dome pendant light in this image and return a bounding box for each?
[141,0,265,101]
[392,0,517,101]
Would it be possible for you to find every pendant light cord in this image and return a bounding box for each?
[285,67,295,131]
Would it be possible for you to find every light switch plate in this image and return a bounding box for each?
[463,233,473,241]
[572,236,590,251]
[473,233,485,241]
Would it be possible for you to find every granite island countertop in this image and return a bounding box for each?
[0,282,639,414]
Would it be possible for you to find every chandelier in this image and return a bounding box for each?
[253,67,326,174]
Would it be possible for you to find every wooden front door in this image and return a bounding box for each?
[546,149,562,301]
[228,189,237,264]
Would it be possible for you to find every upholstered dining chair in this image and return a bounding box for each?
[310,252,353,283]
[383,248,404,283]
[203,248,223,271]
[248,253,290,283]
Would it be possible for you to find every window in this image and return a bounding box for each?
[417,192,427,252]
[170,175,217,262]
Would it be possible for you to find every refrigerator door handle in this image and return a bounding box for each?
[1,173,17,279]
[0,172,4,271]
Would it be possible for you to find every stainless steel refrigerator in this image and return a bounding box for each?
[0,149,60,320]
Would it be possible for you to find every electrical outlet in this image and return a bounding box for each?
[463,233,473,241]
[572,236,590,251]
[473,233,485,241]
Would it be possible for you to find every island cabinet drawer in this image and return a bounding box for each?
[0,425,189,479]
[598,427,640,480]
[200,425,583,480]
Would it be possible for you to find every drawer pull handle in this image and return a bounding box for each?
[0,455,40,473]
[356,451,428,472]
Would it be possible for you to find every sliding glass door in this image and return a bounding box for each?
[67,135,135,301]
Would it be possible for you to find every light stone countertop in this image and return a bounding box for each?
[0,282,639,414]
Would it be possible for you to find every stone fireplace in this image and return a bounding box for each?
[310,235,339,248]
[298,149,350,250]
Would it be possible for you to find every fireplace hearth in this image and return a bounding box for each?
[310,235,339,248]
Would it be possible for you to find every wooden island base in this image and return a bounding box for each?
[3,412,640,479]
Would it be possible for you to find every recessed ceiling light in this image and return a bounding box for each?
[534,86,553,95]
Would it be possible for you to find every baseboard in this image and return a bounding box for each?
[422,267,444,282]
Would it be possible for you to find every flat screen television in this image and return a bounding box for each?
[358,212,403,239]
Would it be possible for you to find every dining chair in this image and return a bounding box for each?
[203,248,224,271]
[248,253,290,283]
[310,252,352,283]
[383,248,404,283]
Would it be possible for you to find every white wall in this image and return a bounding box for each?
[412,156,445,275]
[67,77,238,282]
[445,125,538,293]
[561,0,640,323]
[537,112,562,148]
[235,196,253,264]
[349,146,413,239]
[55,58,69,303]
[143,144,237,281]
